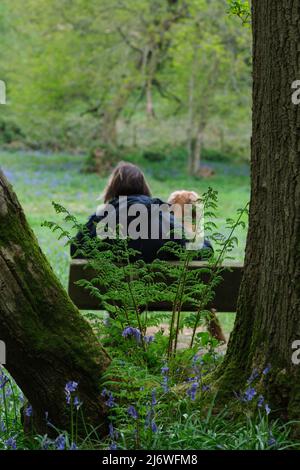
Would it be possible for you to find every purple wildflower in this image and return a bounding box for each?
[151,389,157,406]
[144,335,154,345]
[106,392,115,408]
[244,387,257,402]
[263,364,271,376]
[73,396,82,410]
[110,442,117,450]
[162,375,169,393]
[41,437,52,450]
[265,404,271,415]
[202,384,210,392]
[65,381,78,394]
[128,405,138,419]
[65,381,78,405]
[70,442,77,450]
[101,388,108,397]
[151,421,158,433]
[187,382,198,401]
[257,395,264,408]
[25,405,33,417]
[122,327,141,343]
[268,435,276,447]
[5,437,17,450]
[161,366,169,375]
[55,435,66,450]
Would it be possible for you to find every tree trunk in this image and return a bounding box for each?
[192,120,205,175]
[215,1,300,424]
[0,170,111,434]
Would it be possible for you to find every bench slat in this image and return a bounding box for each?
[68,260,243,312]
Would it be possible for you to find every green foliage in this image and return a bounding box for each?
[0,0,251,161]
[228,0,251,25]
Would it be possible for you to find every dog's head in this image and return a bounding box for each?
[168,190,200,207]
[168,190,201,228]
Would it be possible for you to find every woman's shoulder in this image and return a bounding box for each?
[126,195,166,206]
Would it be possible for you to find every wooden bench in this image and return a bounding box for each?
[68,259,243,312]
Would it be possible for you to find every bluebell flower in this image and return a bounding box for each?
[161,366,169,375]
[162,375,169,393]
[70,442,77,450]
[25,405,33,417]
[65,381,78,404]
[0,420,6,432]
[244,387,257,402]
[263,364,271,375]
[55,435,66,450]
[101,388,108,397]
[265,404,271,415]
[122,327,141,343]
[65,381,78,394]
[257,395,264,408]
[187,382,198,401]
[110,442,117,450]
[268,434,276,447]
[106,392,115,408]
[202,384,210,392]
[73,396,82,410]
[144,335,154,345]
[151,421,158,433]
[128,405,138,419]
[5,437,17,450]
[151,389,157,406]
[41,437,52,450]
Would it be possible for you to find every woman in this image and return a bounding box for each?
[71,162,186,262]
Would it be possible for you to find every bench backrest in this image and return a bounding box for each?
[68,259,243,312]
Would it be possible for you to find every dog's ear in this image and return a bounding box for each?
[188,191,200,203]
[168,190,181,204]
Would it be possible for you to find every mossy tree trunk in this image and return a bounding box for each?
[0,170,111,434]
[215,1,300,421]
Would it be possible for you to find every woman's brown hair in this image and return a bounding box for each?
[102,162,152,203]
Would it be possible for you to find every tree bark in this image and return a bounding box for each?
[215,1,300,424]
[0,170,111,434]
